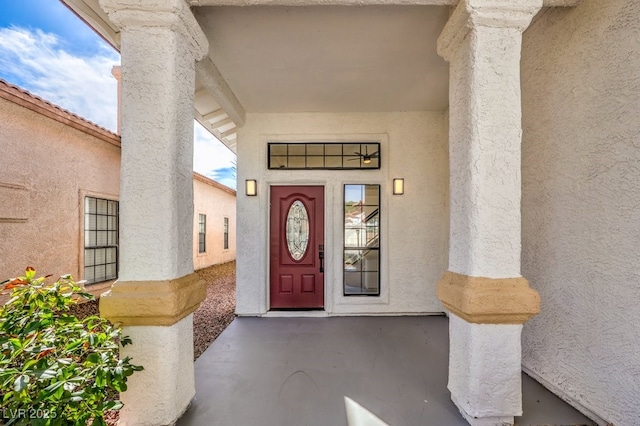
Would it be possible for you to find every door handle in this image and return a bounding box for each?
[318,244,324,273]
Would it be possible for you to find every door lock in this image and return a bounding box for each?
[318,244,324,273]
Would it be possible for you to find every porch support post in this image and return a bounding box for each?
[437,1,541,425]
[97,0,208,424]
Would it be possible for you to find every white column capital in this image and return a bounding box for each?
[99,0,209,61]
[438,0,543,61]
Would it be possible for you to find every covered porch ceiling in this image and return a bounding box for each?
[194,6,451,114]
[61,0,581,153]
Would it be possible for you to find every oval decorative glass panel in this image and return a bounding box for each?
[286,200,310,261]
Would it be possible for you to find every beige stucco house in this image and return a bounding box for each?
[53,0,640,425]
[192,171,236,270]
[0,78,236,299]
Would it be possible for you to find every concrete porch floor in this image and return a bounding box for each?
[178,316,595,426]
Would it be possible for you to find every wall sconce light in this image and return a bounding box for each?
[245,179,257,196]
[393,178,404,195]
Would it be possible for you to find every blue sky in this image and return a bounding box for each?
[0,0,236,189]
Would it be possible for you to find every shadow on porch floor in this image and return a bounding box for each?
[178,316,595,426]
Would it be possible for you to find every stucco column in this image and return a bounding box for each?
[437,1,541,425]
[97,0,208,424]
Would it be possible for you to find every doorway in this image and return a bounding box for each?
[269,186,324,309]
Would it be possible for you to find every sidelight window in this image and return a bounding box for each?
[344,184,380,296]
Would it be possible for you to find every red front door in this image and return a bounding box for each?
[270,186,324,309]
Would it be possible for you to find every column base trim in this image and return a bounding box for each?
[452,393,516,426]
[437,271,539,324]
[99,273,206,326]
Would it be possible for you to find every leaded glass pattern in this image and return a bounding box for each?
[286,200,309,261]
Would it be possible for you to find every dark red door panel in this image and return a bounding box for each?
[270,186,324,309]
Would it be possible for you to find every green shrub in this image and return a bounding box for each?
[0,267,143,426]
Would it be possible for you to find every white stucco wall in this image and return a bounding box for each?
[119,314,195,425]
[448,313,523,424]
[236,111,448,315]
[116,24,201,283]
[193,174,237,270]
[441,2,539,280]
[521,2,640,424]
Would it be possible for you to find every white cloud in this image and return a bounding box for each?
[0,26,237,187]
[0,26,119,131]
[193,122,237,189]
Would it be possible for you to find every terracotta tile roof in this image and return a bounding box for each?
[0,78,120,147]
[193,171,237,196]
[1,78,235,192]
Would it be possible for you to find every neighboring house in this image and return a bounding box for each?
[0,78,236,300]
[58,1,640,426]
[193,171,236,270]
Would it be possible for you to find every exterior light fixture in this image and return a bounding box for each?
[393,178,404,195]
[245,179,257,196]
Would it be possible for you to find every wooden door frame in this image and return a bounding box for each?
[267,184,327,311]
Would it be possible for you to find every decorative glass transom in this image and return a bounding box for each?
[286,200,310,261]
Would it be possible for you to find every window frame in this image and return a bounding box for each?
[268,142,381,170]
[198,213,206,253]
[223,217,229,250]
[83,196,119,285]
[343,184,381,296]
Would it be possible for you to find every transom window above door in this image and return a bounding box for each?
[268,142,380,170]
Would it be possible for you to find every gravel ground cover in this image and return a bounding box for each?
[191,260,236,359]
[67,261,236,425]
